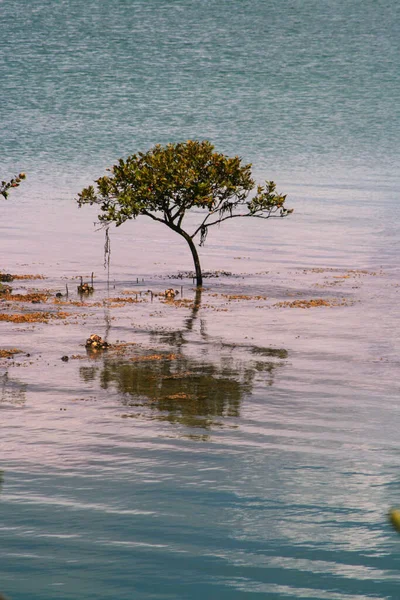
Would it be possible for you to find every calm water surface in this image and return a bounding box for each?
[1,1,400,599]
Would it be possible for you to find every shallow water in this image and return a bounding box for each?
[1,267,400,599]
[1,0,400,598]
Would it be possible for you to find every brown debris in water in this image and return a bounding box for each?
[1,292,49,303]
[130,353,177,362]
[221,293,268,301]
[0,311,70,323]
[54,299,103,307]
[0,285,12,295]
[11,274,46,280]
[302,268,376,275]
[161,298,194,308]
[273,298,350,309]
[108,296,145,304]
[120,290,146,295]
[108,342,138,354]
[0,348,23,358]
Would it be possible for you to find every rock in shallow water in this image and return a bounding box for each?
[85,334,109,350]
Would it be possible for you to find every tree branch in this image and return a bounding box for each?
[142,211,168,226]
[191,206,285,238]
[191,210,285,237]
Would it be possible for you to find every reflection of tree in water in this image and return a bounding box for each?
[80,366,99,383]
[152,288,206,349]
[98,353,255,429]
[0,373,27,406]
[80,288,288,431]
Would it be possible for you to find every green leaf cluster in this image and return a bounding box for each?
[247,181,292,217]
[77,140,290,233]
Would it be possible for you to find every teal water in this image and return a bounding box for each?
[1,1,400,598]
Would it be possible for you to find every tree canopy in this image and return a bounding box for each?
[77,140,292,286]
[1,173,26,200]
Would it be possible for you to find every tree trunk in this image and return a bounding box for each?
[177,229,203,287]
